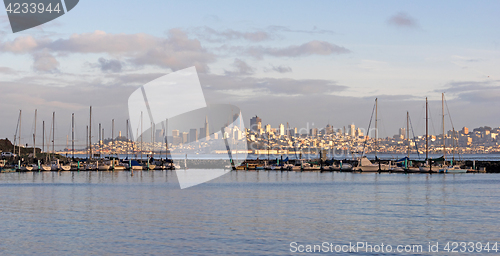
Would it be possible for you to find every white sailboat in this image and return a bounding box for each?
[438,93,467,173]
[355,98,390,172]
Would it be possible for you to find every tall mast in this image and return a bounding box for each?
[72,113,74,159]
[42,121,45,153]
[52,112,55,155]
[126,119,129,159]
[425,97,429,163]
[442,92,445,161]
[86,125,88,159]
[150,121,153,158]
[168,118,170,160]
[18,110,21,156]
[140,111,143,160]
[407,111,410,159]
[89,106,92,159]
[452,128,456,163]
[99,123,101,157]
[112,119,114,157]
[375,98,378,159]
[33,109,37,158]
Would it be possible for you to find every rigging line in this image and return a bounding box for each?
[14,111,20,144]
[428,103,437,137]
[360,99,376,158]
[408,113,421,159]
[444,95,455,130]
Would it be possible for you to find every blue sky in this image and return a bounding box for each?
[1,0,499,148]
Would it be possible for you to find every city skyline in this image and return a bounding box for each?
[1,1,500,147]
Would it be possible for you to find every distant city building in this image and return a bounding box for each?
[399,128,406,139]
[172,129,179,137]
[204,116,210,139]
[356,128,363,137]
[182,132,189,143]
[155,129,164,142]
[279,124,285,136]
[250,116,262,131]
[310,128,318,138]
[461,127,469,135]
[189,129,198,142]
[349,124,355,137]
[326,124,333,135]
[265,124,271,133]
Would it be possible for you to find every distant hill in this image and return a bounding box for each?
[0,138,41,155]
[0,138,14,152]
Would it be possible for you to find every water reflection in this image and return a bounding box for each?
[0,171,498,255]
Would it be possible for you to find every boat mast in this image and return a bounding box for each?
[86,125,88,159]
[126,119,129,159]
[102,127,104,157]
[52,112,55,155]
[442,92,446,162]
[89,106,92,159]
[42,121,45,153]
[452,128,456,163]
[112,119,114,158]
[33,109,37,158]
[407,111,410,159]
[140,111,143,160]
[425,97,429,165]
[165,118,168,161]
[72,113,74,159]
[18,110,21,157]
[375,98,378,160]
[99,123,101,157]
[150,121,153,158]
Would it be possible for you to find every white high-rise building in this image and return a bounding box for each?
[349,124,356,137]
[279,123,285,136]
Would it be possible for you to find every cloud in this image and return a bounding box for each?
[0,66,15,74]
[263,64,292,73]
[32,49,59,72]
[1,35,39,53]
[246,40,350,59]
[192,26,272,42]
[224,58,254,76]
[362,94,418,101]
[267,25,335,35]
[0,29,215,72]
[437,80,500,102]
[200,73,346,98]
[96,57,123,73]
[387,12,418,28]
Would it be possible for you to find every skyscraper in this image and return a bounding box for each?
[265,124,271,133]
[310,128,318,138]
[189,128,198,142]
[204,116,210,139]
[250,116,262,131]
[399,128,406,139]
[279,123,285,136]
[172,130,179,137]
[349,124,355,137]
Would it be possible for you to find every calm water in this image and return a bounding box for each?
[0,171,499,255]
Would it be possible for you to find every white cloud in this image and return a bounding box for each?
[32,49,59,72]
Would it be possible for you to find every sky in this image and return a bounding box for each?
[1,0,500,149]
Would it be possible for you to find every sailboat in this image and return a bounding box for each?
[438,93,467,173]
[419,97,435,173]
[355,98,390,172]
